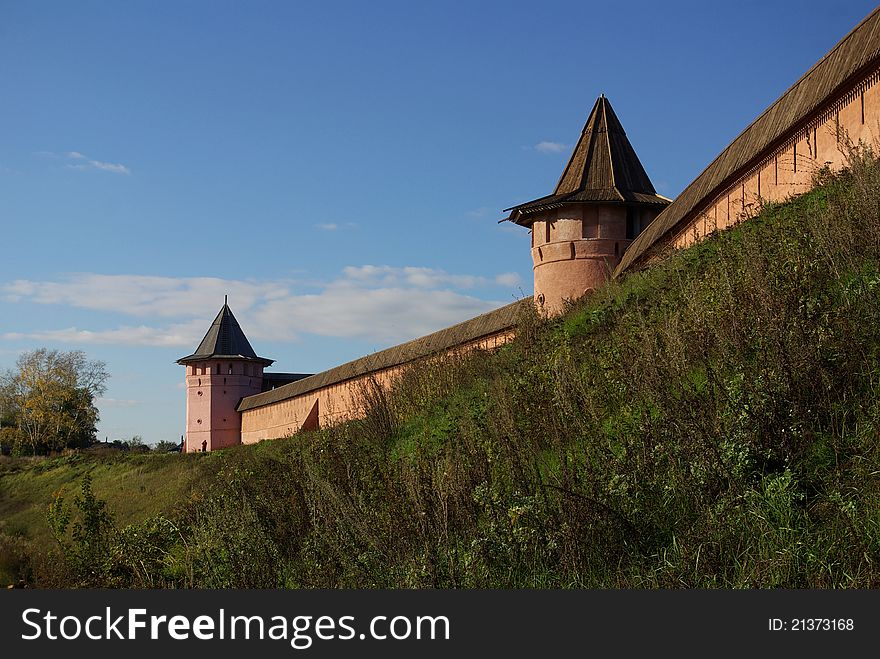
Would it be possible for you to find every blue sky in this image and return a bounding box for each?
[1,0,877,443]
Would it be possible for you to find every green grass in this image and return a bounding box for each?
[0,451,209,584]
[7,150,880,588]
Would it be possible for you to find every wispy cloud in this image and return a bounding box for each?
[2,320,209,348]
[534,141,569,154]
[65,151,130,174]
[2,266,524,347]
[466,207,491,219]
[36,150,130,174]
[2,275,288,318]
[314,222,357,231]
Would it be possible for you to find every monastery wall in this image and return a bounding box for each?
[669,71,880,251]
[238,305,523,443]
[616,8,880,275]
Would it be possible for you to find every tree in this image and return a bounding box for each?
[0,349,108,455]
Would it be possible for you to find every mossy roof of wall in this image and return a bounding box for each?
[503,94,670,226]
[177,300,274,366]
[615,6,880,275]
[236,299,528,412]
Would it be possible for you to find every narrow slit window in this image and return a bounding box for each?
[626,207,636,239]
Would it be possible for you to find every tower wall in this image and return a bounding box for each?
[531,204,661,314]
[183,360,264,452]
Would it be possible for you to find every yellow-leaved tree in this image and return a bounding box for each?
[0,349,108,455]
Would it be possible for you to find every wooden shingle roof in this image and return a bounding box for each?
[237,299,527,412]
[615,6,880,275]
[177,298,274,366]
[504,95,669,225]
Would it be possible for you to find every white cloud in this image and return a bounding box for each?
[342,265,487,289]
[2,275,289,318]
[1,266,524,347]
[252,287,500,343]
[36,150,131,174]
[534,141,569,154]
[494,272,521,287]
[3,319,209,348]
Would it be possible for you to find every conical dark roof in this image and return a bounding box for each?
[504,95,669,225]
[177,298,273,365]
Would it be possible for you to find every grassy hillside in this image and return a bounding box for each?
[0,451,210,585]
[5,149,880,588]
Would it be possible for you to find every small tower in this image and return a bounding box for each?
[503,95,670,314]
[177,298,273,452]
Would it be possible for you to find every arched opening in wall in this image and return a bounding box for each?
[198,378,201,387]
[201,440,207,452]
[545,221,551,243]
[228,364,233,375]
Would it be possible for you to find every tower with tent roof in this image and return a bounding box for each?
[503,95,670,314]
[176,297,274,452]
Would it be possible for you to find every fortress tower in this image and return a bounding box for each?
[504,95,669,314]
[177,298,273,452]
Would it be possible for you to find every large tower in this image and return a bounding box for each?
[503,95,670,314]
[177,298,273,452]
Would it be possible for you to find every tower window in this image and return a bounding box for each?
[626,208,641,239]
[228,364,233,375]
[216,364,221,375]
